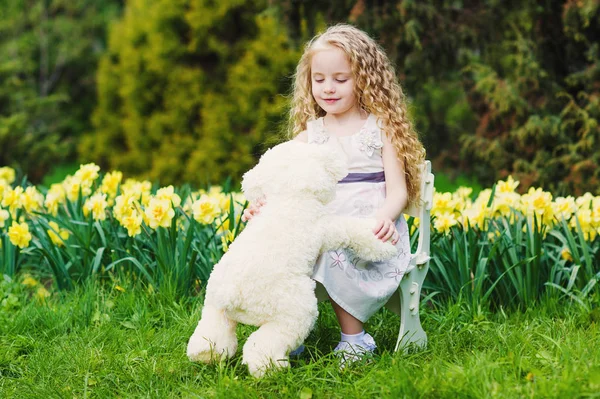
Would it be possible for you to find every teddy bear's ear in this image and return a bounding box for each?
[241,164,264,203]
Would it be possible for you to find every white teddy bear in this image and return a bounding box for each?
[186,140,397,377]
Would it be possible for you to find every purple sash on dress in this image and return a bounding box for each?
[338,171,385,184]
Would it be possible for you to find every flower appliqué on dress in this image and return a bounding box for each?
[309,122,330,145]
[356,126,383,156]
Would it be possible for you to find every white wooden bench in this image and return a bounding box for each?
[385,160,434,353]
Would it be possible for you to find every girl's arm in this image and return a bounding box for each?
[373,133,409,244]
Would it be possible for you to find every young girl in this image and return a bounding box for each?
[242,24,425,363]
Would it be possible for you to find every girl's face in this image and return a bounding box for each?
[310,46,358,117]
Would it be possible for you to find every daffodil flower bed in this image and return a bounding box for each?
[0,164,246,296]
[429,176,599,241]
[422,177,599,310]
[0,165,598,308]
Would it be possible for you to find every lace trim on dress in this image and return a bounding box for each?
[308,115,383,157]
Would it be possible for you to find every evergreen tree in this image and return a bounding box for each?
[82,0,299,187]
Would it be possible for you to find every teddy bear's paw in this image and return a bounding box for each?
[356,240,398,262]
[187,335,236,363]
[243,354,289,378]
[377,241,399,260]
[243,331,291,378]
[187,305,238,363]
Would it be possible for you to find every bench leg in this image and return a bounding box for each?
[395,279,427,353]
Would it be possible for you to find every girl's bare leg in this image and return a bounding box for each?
[330,299,363,334]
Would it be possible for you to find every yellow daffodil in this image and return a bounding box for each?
[434,212,458,235]
[519,187,554,227]
[1,186,24,213]
[183,191,201,214]
[47,221,70,247]
[475,188,492,206]
[496,175,519,193]
[156,185,182,208]
[591,197,600,227]
[432,192,457,215]
[144,197,175,229]
[575,192,594,210]
[560,248,574,262]
[121,179,152,206]
[0,167,16,184]
[22,186,44,213]
[61,165,101,203]
[493,191,521,218]
[216,192,232,213]
[458,193,491,231]
[44,184,66,216]
[571,208,596,241]
[8,221,32,248]
[121,210,143,237]
[454,186,473,200]
[113,192,139,223]
[552,196,577,222]
[63,175,91,202]
[216,217,230,234]
[74,163,100,185]
[451,188,472,214]
[101,171,123,198]
[221,229,235,252]
[192,195,222,225]
[83,192,109,221]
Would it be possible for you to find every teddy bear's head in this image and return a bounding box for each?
[242,141,348,204]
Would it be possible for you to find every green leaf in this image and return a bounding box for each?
[91,247,106,274]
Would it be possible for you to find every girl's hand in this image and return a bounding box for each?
[241,197,266,222]
[373,218,399,245]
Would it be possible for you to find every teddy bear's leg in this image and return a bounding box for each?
[187,304,238,363]
[242,322,294,377]
[321,216,398,261]
[242,299,317,378]
[350,229,398,261]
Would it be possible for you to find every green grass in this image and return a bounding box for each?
[1,282,599,398]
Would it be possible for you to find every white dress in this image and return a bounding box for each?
[308,114,411,322]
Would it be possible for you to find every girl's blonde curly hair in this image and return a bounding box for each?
[288,24,426,206]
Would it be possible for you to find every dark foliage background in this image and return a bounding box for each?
[1,0,598,195]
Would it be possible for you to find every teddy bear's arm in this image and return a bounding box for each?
[319,215,397,262]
